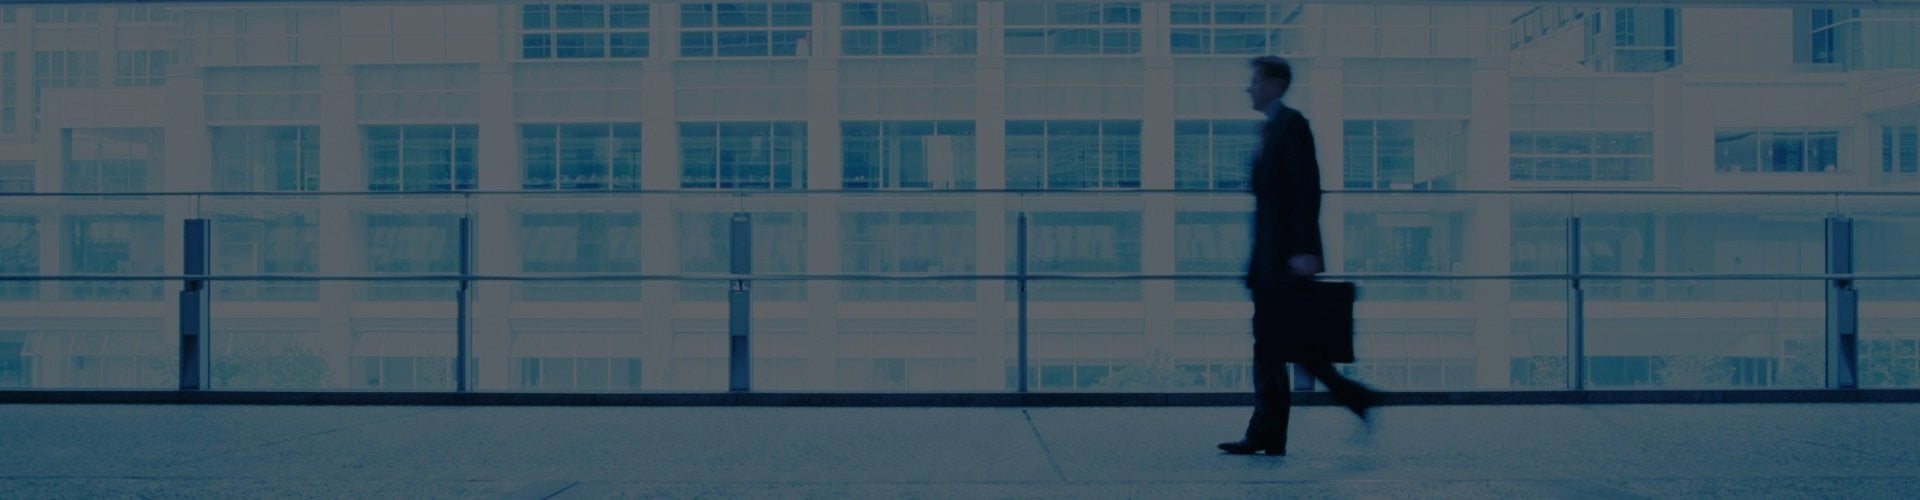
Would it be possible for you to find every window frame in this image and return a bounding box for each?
[1713,128,1843,174]
[362,124,480,192]
[840,120,975,189]
[211,126,321,192]
[840,2,978,57]
[678,121,808,190]
[1005,120,1142,190]
[1168,3,1305,56]
[520,3,652,60]
[1003,2,1142,56]
[519,122,643,190]
[679,2,814,58]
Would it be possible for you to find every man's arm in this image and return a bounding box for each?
[1284,113,1324,274]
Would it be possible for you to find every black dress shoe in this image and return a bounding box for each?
[1342,389,1381,422]
[1218,440,1286,456]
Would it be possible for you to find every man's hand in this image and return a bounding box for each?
[1286,254,1322,276]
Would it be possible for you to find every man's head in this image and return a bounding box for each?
[1246,56,1293,112]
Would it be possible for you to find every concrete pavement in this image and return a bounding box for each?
[2,403,1918,498]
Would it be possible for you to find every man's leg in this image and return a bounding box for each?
[1301,362,1377,419]
[1223,289,1290,455]
[1244,339,1292,445]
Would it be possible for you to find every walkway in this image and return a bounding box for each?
[3,403,1918,498]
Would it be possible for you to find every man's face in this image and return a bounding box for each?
[1247,75,1286,111]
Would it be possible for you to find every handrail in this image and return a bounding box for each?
[2,272,1917,282]
[0,188,1916,198]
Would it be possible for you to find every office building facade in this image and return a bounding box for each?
[0,2,1916,392]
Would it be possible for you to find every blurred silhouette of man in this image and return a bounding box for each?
[1219,56,1378,457]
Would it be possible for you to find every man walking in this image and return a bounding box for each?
[1219,56,1378,457]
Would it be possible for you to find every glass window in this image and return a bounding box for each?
[115,6,176,23]
[518,212,642,301]
[113,50,171,87]
[1343,211,1467,301]
[521,4,650,59]
[1715,129,1843,173]
[1510,131,1654,181]
[53,332,173,388]
[1886,123,1919,174]
[33,51,101,133]
[1174,211,1249,302]
[1586,8,1679,72]
[841,121,974,189]
[33,7,99,23]
[1720,130,1758,172]
[64,128,162,193]
[34,51,101,88]
[1344,120,1466,189]
[841,3,977,56]
[679,122,807,189]
[351,356,453,390]
[2,52,16,135]
[0,215,39,300]
[0,161,31,193]
[680,3,812,57]
[1169,3,1305,55]
[212,127,319,192]
[1005,2,1141,55]
[363,125,478,191]
[361,214,462,301]
[520,123,641,190]
[840,210,975,301]
[1174,120,1260,190]
[1637,212,1821,302]
[519,357,642,390]
[1809,9,1844,64]
[1006,120,1141,189]
[1018,211,1142,301]
[211,213,319,301]
[1509,213,1567,302]
[64,215,165,301]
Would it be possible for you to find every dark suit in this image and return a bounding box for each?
[1240,101,1374,450]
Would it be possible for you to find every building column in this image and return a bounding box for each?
[973,2,1010,390]
[316,63,360,388]
[1139,3,1178,364]
[1469,57,1515,388]
[470,61,515,389]
[1467,58,1509,191]
[802,6,842,389]
[639,3,681,388]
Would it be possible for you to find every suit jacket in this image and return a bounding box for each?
[1245,102,1325,289]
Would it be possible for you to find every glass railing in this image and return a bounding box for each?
[0,189,1916,392]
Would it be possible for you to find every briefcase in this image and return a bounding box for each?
[1254,280,1357,364]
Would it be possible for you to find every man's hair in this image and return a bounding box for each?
[1249,55,1293,94]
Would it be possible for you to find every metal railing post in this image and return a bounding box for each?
[1827,214,1858,389]
[729,212,752,392]
[179,218,210,390]
[1016,212,1029,393]
[1567,216,1585,391]
[456,216,472,392]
